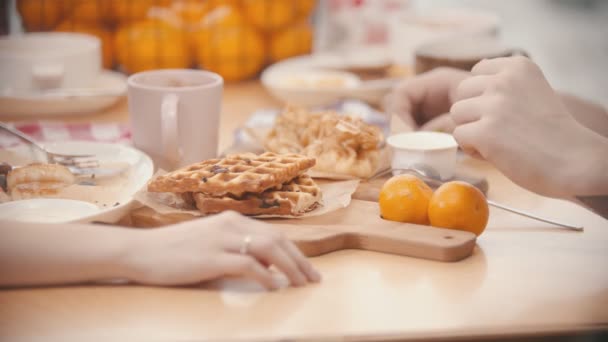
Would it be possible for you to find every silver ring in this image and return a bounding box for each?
[240,235,252,255]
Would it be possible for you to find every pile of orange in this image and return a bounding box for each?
[17,0,317,81]
[379,175,489,236]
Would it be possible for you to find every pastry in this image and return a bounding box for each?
[265,107,384,178]
[7,163,75,200]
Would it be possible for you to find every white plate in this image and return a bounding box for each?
[0,141,154,223]
[0,199,100,223]
[0,70,126,116]
[261,55,401,107]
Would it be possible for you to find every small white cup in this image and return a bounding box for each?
[127,69,223,170]
[0,32,101,93]
[387,132,458,180]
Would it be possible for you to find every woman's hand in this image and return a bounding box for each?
[126,211,321,290]
[384,67,469,131]
[450,56,608,198]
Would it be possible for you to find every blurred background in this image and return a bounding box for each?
[1,0,607,105]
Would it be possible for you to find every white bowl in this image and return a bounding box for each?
[262,64,360,107]
[386,132,458,180]
[0,199,100,223]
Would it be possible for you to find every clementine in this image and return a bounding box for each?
[114,20,190,74]
[378,174,434,224]
[193,6,265,81]
[269,21,313,62]
[62,0,110,24]
[106,0,171,25]
[18,0,66,31]
[242,0,301,32]
[428,181,489,236]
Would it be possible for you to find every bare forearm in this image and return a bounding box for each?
[0,222,140,287]
[566,132,608,218]
[560,93,608,138]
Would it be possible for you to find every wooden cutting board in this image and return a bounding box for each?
[130,200,476,262]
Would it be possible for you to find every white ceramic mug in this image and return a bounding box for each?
[0,32,101,93]
[127,69,223,170]
[387,132,458,180]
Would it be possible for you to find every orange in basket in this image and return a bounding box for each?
[170,0,211,27]
[379,174,434,225]
[242,0,313,32]
[114,20,190,74]
[62,0,110,24]
[193,6,265,81]
[269,21,313,62]
[428,181,489,236]
[55,21,114,69]
[106,0,171,25]
[296,0,317,19]
[17,0,66,31]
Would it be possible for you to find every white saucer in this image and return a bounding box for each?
[0,199,100,223]
[0,70,127,116]
[0,141,154,223]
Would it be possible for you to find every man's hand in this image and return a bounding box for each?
[450,56,608,198]
[384,68,469,131]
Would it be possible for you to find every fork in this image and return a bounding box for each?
[0,122,99,169]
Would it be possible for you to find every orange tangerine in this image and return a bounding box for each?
[62,0,110,24]
[114,19,190,74]
[192,5,264,81]
[269,21,313,62]
[18,0,66,31]
[106,0,171,25]
[428,181,489,236]
[242,0,298,32]
[378,174,434,225]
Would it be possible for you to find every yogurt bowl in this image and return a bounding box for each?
[386,132,458,180]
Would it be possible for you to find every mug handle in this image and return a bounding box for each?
[161,93,180,168]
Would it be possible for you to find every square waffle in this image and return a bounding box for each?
[191,174,322,216]
[147,152,316,197]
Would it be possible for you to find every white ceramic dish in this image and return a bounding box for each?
[387,132,458,180]
[0,70,126,116]
[0,199,100,223]
[0,141,154,223]
[261,55,400,107]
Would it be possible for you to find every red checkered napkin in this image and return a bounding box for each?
[0,122,132,148]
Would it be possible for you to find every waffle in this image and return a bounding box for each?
[147,152,316,197]
[265,107,384,178]
[192,174,322,216]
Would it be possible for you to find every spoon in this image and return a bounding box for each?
[370,164,584,232]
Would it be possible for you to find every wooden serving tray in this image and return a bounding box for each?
[130,199,476,262]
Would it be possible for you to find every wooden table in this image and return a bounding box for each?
[1,82,607,341]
